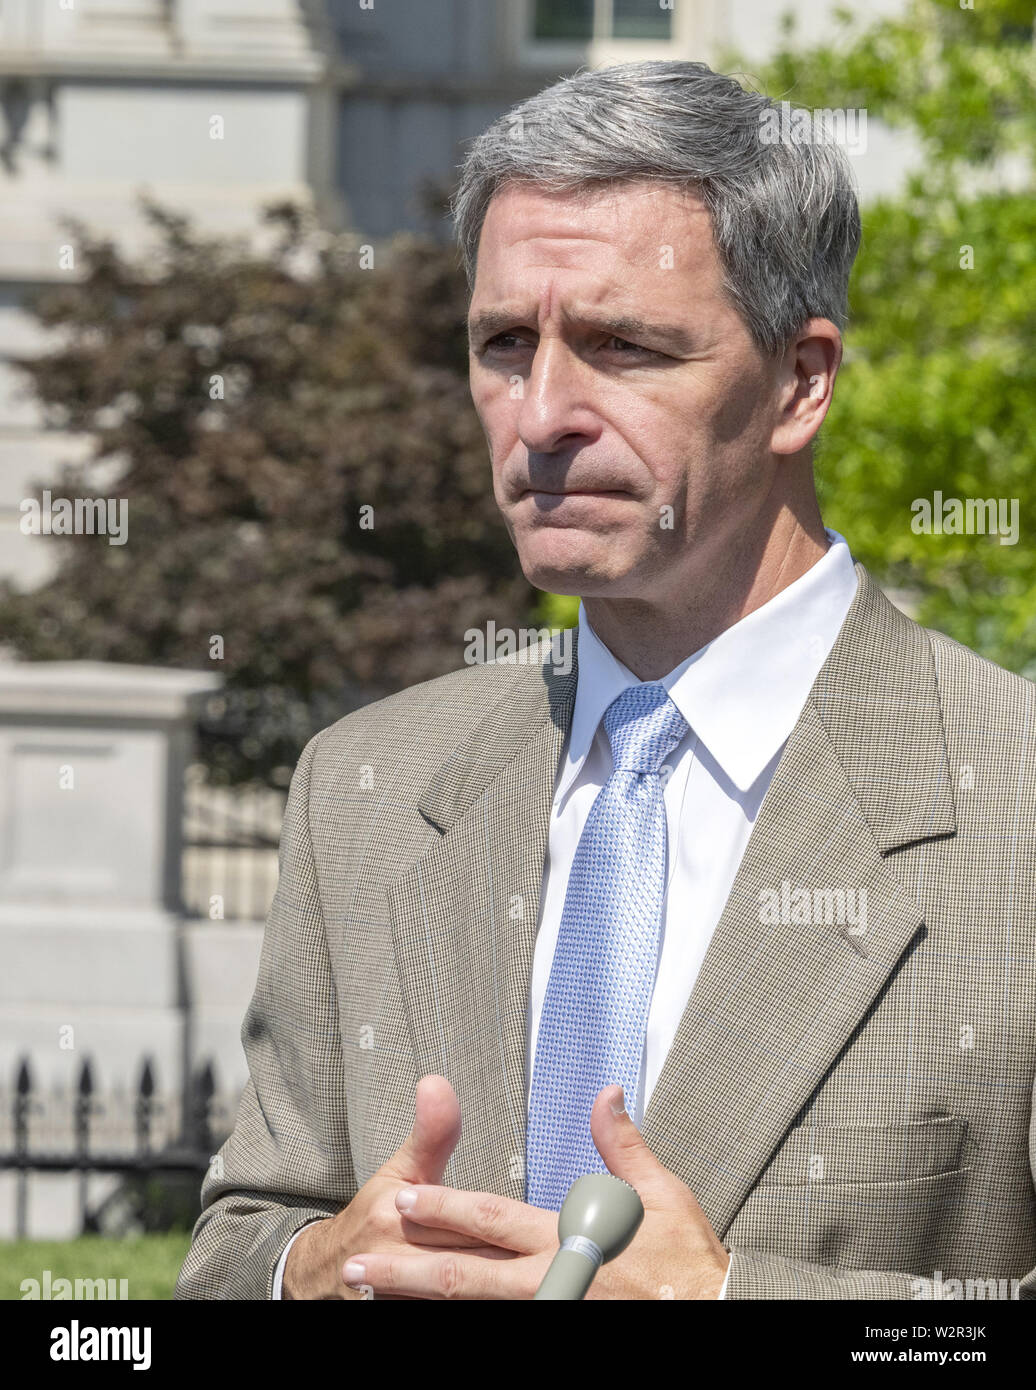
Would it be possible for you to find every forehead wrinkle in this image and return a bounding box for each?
[516,229,618,257]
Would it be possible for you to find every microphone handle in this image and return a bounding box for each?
[533,1236,603,1301]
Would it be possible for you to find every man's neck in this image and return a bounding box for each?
[580,517,830,681]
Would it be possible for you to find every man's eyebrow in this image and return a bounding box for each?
[467,309,697,354]
[593,314,698,353]
[467,309,520,344]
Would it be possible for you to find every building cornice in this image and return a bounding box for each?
[0,53,336,85]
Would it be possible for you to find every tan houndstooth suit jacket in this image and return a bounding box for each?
[175,563,1036,1300]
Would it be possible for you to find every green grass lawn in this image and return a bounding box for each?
[0,1233,192,1300]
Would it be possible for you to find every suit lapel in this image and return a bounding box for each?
[641,703,931,1235]
[388,566,956,1221]
[387,645,576,1200]
[643,566,956,1234]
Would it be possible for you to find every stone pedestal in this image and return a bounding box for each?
[0,660,221,1236]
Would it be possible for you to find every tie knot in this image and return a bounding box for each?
[602,682,689,773]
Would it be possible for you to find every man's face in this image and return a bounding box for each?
[467,181,785,600]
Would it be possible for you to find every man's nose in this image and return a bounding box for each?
[516,338,598,455]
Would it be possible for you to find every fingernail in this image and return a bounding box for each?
[610,1087,627,1117]
[395,1187,417,1212]
[344,1260,366,1285]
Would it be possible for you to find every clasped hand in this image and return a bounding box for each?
[284,1074,729,1300]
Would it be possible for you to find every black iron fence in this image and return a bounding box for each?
[0,1055,234,1238]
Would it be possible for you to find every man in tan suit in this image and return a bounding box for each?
[176,61,1036,1300]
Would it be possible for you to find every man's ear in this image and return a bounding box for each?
[770,318,843,456]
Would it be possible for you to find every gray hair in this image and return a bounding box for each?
[451,60,861,356]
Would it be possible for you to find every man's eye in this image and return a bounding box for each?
[477,333,661,359]
[481,333,526,352]
[605,337,654,355]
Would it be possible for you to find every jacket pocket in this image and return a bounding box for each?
[754,1115,968,1187]
[728,1163,973,1273]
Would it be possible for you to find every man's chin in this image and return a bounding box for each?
[521,559,626,598]
[514,530,638,597]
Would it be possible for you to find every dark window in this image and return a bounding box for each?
[613,0,673,40]
[533,0,595,41]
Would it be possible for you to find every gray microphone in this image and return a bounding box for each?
[533,1174,644,1300]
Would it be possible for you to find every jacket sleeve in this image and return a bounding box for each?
[174,731,357,1299]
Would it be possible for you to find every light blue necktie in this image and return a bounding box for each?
[526,681,689,1211]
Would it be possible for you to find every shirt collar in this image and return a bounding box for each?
[559,529,859,802]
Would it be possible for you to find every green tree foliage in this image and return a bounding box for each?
[724,0,1035,674]
[0,203,534,785]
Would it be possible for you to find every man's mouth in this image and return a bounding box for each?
[520,488,631,499]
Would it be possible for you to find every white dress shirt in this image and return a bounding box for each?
[273,529,859,1299]
[526,528,859,1299]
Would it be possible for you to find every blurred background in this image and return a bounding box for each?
[0,0,1031,1298]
